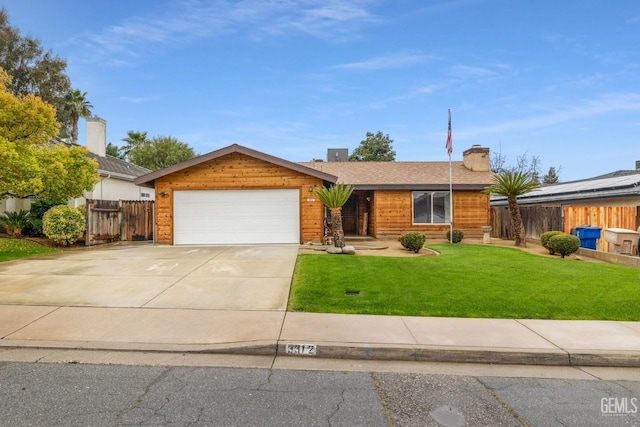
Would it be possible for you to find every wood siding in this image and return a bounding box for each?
[154,152,324,244]
[372,190,490,238]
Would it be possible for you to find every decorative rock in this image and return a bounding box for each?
[341,245,356,255]
[326,246,343,254]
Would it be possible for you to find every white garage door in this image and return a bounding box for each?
[173,189,300,245]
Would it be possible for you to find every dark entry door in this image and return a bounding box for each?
[342,196,358,235]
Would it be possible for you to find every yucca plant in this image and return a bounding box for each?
[484,171,538,247]
[0,210,30,237]
[313,183,355,247]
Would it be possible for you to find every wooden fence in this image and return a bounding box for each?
[491,205,640,252]
[490,206,563,241]
[85,199,154,246]
[564,206,639,252]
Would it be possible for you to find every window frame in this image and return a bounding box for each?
[411,191,451,225]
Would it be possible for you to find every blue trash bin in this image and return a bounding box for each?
[575,226,602,250]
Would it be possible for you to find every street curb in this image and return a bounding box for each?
[3,340,640,368]
[0,339,277,356]
[278,342,572,366]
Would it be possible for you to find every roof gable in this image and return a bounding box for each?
[134,144,338,186]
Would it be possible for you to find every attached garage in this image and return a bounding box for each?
[134,144,336,245]
[173,189,300,245]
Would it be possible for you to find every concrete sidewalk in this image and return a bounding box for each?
[1,242,639,367]
[2,305,640,367]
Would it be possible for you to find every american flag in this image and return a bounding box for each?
[445,109,452,156]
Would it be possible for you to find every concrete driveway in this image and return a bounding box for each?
[0,244,298,311]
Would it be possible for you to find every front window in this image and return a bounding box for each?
[412,191,451,224]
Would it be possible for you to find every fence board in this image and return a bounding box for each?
[564,206,638,252]
[490,206,563,241]
[491,204,640,252]
[86,200,121,246]
[85,199,154,246]
[121,200,154,241]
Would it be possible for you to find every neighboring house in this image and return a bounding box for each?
[491,162,640,208]
[135,144,494,245]
[0,117,154,213]
[490,162,640,252]
[69,117,154,206]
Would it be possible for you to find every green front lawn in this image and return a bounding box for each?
[289,244,640,320]
[0,238,59,262]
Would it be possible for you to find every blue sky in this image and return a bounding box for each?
[3,0,640,181]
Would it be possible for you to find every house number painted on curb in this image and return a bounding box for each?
[286,344,317,356]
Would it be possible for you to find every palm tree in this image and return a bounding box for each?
[484,171,538,247]
[121,131,148,160]
[313,183,354,248]
[65,89,93,144]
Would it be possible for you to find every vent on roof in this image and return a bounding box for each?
[327,148,348,162]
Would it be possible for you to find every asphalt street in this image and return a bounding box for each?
[1,360,638,426]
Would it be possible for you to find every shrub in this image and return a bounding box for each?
[23,199,67,237]
[399,232,426,253]
[446,229,464,243]
[548,234,580,258]
[0,210,30,236]
[42,205,86,246]
[540,231,565,254]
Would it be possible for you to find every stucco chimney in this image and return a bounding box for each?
[85,117,106,157]
[462,145,490,171]
[636,160,640,170]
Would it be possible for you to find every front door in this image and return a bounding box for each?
[342,196,358,235]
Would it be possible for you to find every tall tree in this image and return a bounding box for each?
[542,166,561,185]
[484,171,538,247]
[349,131,396,161]
[127,136,196,171]
[313,184,355,248]
[106,142,124,158]
[0,8,72,134]
[121,131,148,159]
[0,67,98,202]
[65,89,92,144]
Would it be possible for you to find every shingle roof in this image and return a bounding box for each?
[53,138,151,181]
[87,152,152,180]
[298,161,495,190]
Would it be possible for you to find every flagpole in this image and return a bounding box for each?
[446,109,453,244]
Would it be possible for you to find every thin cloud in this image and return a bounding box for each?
[332,53,435,71]
[414,0,485,15]
[70,0,380,65]
[118,96,160,104]
[626,15,640,24]
[460,93,640,138]
[450,64,496,78]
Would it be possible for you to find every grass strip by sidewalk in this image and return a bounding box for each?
[289,244,640,320]
[0,238,59,262]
